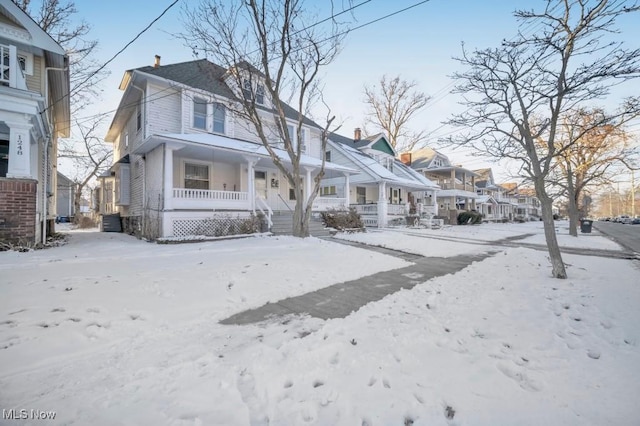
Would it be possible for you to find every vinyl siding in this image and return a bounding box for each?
[25,55,42,93]
[147,83,181,135]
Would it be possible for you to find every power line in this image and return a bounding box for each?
[42,0,180,120]
[56,0,433,135]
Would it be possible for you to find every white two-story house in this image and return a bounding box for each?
[100,57,355,239]
[0,0,69,244]
[402,148,478,225]
[474,168,517,221]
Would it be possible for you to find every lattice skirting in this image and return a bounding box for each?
[172,216,259,238]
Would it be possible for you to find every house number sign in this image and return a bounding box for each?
[16,134,23,155]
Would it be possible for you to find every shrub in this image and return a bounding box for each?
[320,207,364,230]
[457,211,483,225]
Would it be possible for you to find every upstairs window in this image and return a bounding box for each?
[185,163,209,190]
[193,98,207,130]
[325,150,332,162]
[136,106,142,132]
[256,84,265,104]
[213,102,225,134]
[243,79,252,101]
[299,128,307,153]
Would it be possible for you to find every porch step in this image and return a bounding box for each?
[102,213,122,233]
[270,213,331,237]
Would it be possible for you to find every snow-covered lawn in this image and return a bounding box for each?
[1,224,639,425]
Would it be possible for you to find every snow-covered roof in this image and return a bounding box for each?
[329,140,439,190]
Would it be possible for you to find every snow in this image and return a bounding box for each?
[1,222,639,425]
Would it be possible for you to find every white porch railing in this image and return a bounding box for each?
[255,196,273,229]
[312,197,347,211]
[353,203,378,215]
[0,44,28,90]
[387,204,407,216]
[361,216,378,227]
[172,188,250,210]
[352,203,409,216]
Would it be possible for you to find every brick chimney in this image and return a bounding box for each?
[400,152,412,166]
[354,128,361,141]
[154,55,161,68]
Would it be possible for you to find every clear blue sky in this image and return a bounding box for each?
[64,0,639,184]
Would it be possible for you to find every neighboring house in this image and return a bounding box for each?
[474,168,517,221]
[0,0,70,244]
[56,171,75,219]
[100,57,355,239]
[322,129,439,227]
[402,148,479,224]
[501,183,541,221]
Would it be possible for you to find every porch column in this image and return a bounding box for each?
[304,166,313,204]
[377,181,387,228]
[163,144,175,211]
[344,173,350,207]
[244,155,259,212]
[471,175,477,210]
[433,190,438,216]
[5,122,33,179]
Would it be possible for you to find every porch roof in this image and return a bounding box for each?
[329,140,439,191]
[134,133,358,174]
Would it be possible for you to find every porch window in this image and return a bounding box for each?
[356,186,366,204]
[213,102,225,134]
[193,98,207,130]
[185,163,209,190]
[289,188,302,200]
[0,140,8,177]
[321,185,336,196]
[325,150,331,162]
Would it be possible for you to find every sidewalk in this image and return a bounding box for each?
[220,230,637,325]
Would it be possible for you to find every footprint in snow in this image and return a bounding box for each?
[367,377,377,387]
[382,378,391,389]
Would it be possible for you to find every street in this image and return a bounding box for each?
[594,221,640,254]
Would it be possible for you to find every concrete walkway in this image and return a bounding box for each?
[220,241,497,325]
[220,229,638,326]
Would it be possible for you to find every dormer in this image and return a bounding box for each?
[351,129,396,170]
[223,61,271,109]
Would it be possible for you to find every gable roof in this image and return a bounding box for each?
[0,0,66,55]
[108,59,322,140]
[408,147,446,169]
[329,133,438,190]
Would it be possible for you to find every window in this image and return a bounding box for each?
[193,98,207,130]
[213,102,225,134]
[243,79,252,101]
[356,186,366,204]
[256,84,265,104]
[299,128,307,153]
[136,106,142,132]
[0,140,8,177]
[325,150,331,162]
[185,163,209,190]
[287,124,296,149]
[124,132,129,149]
[321,185,336,196]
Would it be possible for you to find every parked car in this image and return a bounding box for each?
[632,217,640,225]
[621,216,632,224]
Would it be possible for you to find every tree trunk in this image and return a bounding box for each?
[292,197,310,238]
[73,185,83,223]
[539,193,567,279]
[567,189,579,237]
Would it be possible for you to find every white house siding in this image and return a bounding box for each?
[144,145,164,211]
[25,55,42,93]
[129,154,145,217]
[146,83,181,135]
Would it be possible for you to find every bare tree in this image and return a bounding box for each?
[550,108,638,236]
[58,118,112,219]
[363,75,430,152]
[180,0,345,237]
[13,0,107,111]
[446,0,640,279]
